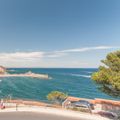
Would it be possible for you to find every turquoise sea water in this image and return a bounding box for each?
[0,68,119,102]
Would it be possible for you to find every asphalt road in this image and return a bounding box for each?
[0,112,83,120]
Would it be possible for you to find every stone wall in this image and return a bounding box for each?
[94,99,120,114]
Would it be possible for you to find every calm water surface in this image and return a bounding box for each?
[0,68,119,102]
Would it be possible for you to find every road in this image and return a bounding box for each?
[0,112,84,120]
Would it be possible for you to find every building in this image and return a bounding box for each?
[0,66,6,74]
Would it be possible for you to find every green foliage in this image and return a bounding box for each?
[47,91,68,104]
[92,50,120,97]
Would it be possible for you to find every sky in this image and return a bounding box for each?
[0,0,120,68]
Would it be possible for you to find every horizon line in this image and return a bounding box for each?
[6,67,98,69]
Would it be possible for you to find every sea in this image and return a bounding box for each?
[0,68,119,102]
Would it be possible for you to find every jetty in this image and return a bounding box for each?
[0,73,49,79]
[0,66,49,79]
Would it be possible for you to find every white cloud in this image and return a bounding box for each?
[44,46,118,58]
[44,52,67,58]
[0,52,44,61]
[0,46,117,60]
[0,46,118,67]
[55,46,117,53]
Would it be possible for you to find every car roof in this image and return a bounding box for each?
[71,100,93,107]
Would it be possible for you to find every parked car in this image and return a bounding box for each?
[96,111,118,119]
[71,100,94,110]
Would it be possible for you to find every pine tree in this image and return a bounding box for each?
[92,50,120,97]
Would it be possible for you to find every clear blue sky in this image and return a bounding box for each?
[0,0,119,68]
